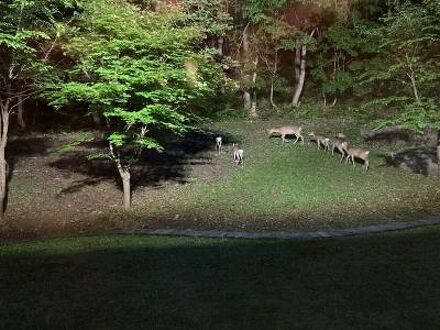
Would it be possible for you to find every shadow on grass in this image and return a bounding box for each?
[1,228,440,329]
[6,130,237,196]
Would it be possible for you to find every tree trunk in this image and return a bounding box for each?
[0,100,10,221]
[292,45,307,107]
[242,23,252,113]
[120,169,131,211]
[269,50,278,110]
[17,96,26,131]
[294,48,301,83]
[91,112,103,126]
[243,91,251,112]
[249,56,258,118]
[218,36,224,56]
[109,142,131,210]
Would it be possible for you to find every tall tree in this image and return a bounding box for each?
[0,0,78,220]
[47,0,225,210]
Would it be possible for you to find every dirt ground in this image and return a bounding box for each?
[2,131,223,240]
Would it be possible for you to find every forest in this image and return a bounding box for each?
[2,1,440,328]
[1,0,440,228]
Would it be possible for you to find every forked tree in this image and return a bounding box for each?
[47,0,224,210]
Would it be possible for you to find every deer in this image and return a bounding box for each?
[341,141,370,171]
[232,143,244,168]
[332,133,348,161]
[215,136,222,153]
[308,132,330,150]
[268,125,304,144]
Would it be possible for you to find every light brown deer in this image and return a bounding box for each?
[341,141,370,171]
[232,143,244,168]
[308,132,330,150]
[268,126,304,144]
[332,133,347,161]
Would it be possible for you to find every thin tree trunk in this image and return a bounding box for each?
[292,45,307,107]
[269,50,278,110]
[249,56,258,118]
[91,112,102,126]
[218,36,224,56]
[405,52,420,102]
[294,48,301,83]
[0,100,10,221]
[242,23,252,113]
[120,170,131,211]
[17,95,25,131]
[292,29,316,107]
[109,142,131,210]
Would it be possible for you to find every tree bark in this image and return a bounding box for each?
[242,23,252,113]
[218,36,224,56]
[17,95,26,131]
[292,45,307,107]
[109,142,131,210]
[120,169,131,211]
[294,48,301,83]
[269,50,278,110]
[0,100,10,221]
[292,29,316,107]
[249,56,258,118]
[405,52,420,102]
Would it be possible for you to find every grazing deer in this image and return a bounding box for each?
[215,136,222,153]
[232,143,244,168]
[341,141,370,171]
[268,125,304,144]
[332,133,347,161]
[308,132,329,150]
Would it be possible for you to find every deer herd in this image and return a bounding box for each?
[216,124,370,171]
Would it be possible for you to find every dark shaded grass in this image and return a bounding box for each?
[1,227,440,329]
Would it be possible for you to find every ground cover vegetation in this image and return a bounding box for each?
[0,0,439,232]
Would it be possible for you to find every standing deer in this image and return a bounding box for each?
[332,133,347,161]
[232,143,244,168]
[215,136,222,153]
[308,132,329,150]
[268,125,304,144]
[341,141,370,171]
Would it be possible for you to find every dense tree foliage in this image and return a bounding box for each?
[0,0,79,219]
[1,0,439,215]
[46,0,225,209]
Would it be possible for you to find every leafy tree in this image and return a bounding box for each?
[359,0,440,132]
[0,0,78,220]
[47,0,225,210]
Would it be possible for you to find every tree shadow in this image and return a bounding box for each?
[5,136,55,212]
[49,130,237,194]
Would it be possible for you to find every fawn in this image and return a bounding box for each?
[215,136,222,153]
[232,143,244,168]
[308,132,330,150]
[268,126,304,144]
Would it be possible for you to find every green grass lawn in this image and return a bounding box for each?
[1,228,440,329]
[131,119,440,232]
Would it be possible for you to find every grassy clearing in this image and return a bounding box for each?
[1,227,440,329]
[4,118,440,237]
[130,119,440,231]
